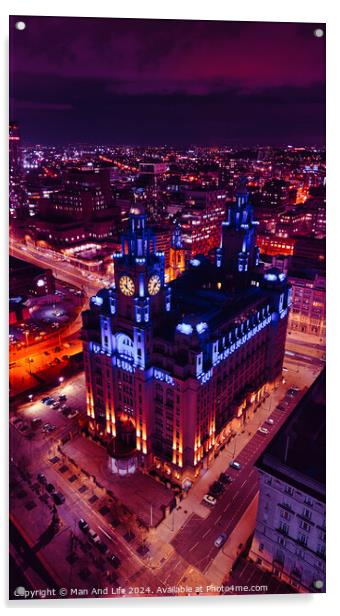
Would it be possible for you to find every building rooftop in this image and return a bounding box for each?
[256,370,326,502]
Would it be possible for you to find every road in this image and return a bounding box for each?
[170,388,306,574]
[10,239,106,298]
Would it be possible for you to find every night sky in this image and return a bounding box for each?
[9,16,326,147]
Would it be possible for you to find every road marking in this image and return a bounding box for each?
[98,525,113,541]
[189,541,199,552]
[202,528,210,538]
[214,514,222,525]
[240,479,247,488]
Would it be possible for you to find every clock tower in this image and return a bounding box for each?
[113,207,170,323]
[82,207,172,458]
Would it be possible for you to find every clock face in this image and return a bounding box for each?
[119,275,135,296]
[148,274,161,296]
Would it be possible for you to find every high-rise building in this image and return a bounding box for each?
[82,186,291,486]
[9,122,27,217]
[179,188,226,258]
[45,167,114,222]
[249,370,326,593]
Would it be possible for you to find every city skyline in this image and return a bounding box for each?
[10,16,325,146]
[9,15,326,600]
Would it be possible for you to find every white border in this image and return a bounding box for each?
[1,1,338,614]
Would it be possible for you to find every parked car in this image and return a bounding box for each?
[31,417,42,428]
[287,388,298,397]
[257,427,269,434]
[88,529,101,545]
[265,418,274,425]
[97,541,109,554]
[37,473,47,484]
[41,396,50,403]
[19,423,29,432]
[229,460,241,470]
[53,492,65,505]
[108,554,121,568]
[209,481,224,496]
[11,417,23,427]
[46,483,55,493]
[45,398,55,406]
[219,472,232,484]
[214,532,228,548]
[79,518,90,533]
[59,394,67,402]
[203,494,217,506]
[67,410,79,419]
[52,402,60,409]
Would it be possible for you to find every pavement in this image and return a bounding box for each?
[61,436,175,528]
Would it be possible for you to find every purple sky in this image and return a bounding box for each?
[9,16,326,146]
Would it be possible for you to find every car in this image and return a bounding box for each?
[41,396,50,403]
[287,388,298,397]
[67,410,79,419]
[52,402,60,409]
[219,472,232,484]
[53,492,65,505]
[79,518,90,533]
[88,529,100,544]
[258,427,269,434]
[266,418,274,425]
[209,481,224,495]
[277,404,286,411]
[46,483,55,493]
[31,417,42,428]
[47,424,56,433]
[44,351,50,356]
[45,398,55,406]
[54,357,61,364]
[214,532,228,548]
[229,460,241,470]
[37,473,47,484]
[107,554,121,568]
[11,417,23,427]
[97,541,109,554]
[59,394,67,402]
[203,494,217,506]
[19,423,29,432]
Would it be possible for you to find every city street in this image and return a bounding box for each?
[10,352,323,595]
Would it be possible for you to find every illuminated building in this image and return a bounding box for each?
[276,198,326,239]
[260,179,290,209]
[9,122,27,217]
[46,167,114,222]
[168,225,185,281]
[82,185,291,485]
[288,273,326,338]
[257,234,296,257]
[249,370,326,593]
[180,188,226,257]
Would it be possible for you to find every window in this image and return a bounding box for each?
[297,533,308,547]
